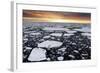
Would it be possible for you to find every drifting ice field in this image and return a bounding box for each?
[23,22,91,63]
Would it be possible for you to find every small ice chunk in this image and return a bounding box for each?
[72,42,76,45]
[58,48,66,52]
[26,47,32,50]
[30,32,41,36]
[64,33,74,37]
[73,50,79,53]
[81,53,88,56]
[57,56,64,61]
[68,55,75,59]
[50,33,62,37]
[24,38,28,41]
[81,33,91,36]
[47,58,50,61]
[43,36,50,39]
[66,30,76,34]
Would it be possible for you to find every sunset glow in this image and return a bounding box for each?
[23,10,91,24]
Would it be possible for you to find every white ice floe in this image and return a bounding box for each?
[66,30,77,34]
[43,36,50,39]
[28,48,46,61]
[39,39,45,42]
[81,53,88,56]
[30,32,41,36]
[68,55,75,59]
[71,42,76,45]
[74,27,90,33]
[43,27,69,31]
[47,58,50,61]
[24,31,30,34]
[24,38,28,41]
[25,47,32,50]
[50,33,62,37]
[58,48,66,52]
[57,56,64,61]
[64,33,74,37]
[73,50,79,53]
[81,33,91,36]
[38,40,62,48]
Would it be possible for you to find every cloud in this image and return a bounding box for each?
[23,10,91,24]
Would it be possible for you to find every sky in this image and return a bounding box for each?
[23,10,91,24]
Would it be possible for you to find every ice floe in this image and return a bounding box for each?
[28,48,46,61]
[38,40,62,48]
[57,56,64,61]
[50,33,62,37]
[25,47,32,50]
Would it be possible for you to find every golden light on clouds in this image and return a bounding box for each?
[23,10,91,24]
